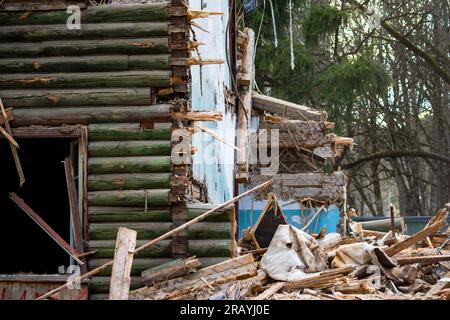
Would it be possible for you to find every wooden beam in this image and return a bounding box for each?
[384,219,448,257]
[252,91,327,122]
[251,282,284,300]
[64,157,86,273]
[9,192,83,265]
[172,111,222,121]
[0,98,25,186]
[36,179,274,300]
[109,227,137,300]
[396,255,450,266]
[141,257,201,286]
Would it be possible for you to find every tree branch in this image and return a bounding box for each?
[341,150,450,170]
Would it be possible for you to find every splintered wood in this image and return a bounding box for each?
[128,206,450,300]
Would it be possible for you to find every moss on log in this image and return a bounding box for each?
[88,258,171,277]
[0,22,169,41]
[88,156,170,174]
[0,54,169,73]
[88,189,169,207]
[88,123,171,141]
[88,222,231,240]
[89,276,143,294]
[189,240,232,257]
[0,3,170,26]
[88,240,172,259]
[88,207,172,223]
[0,38,168,58]
[87,206,229,223]
[88,141,170,157]
[88,173,170,191]
[0,71,171,89]
[88,222,171,240]
[0,88,152,107]
[12,105,171,126]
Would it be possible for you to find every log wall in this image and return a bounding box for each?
[0,2,233,299]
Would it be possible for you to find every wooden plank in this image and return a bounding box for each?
[88,173,170,191]
[0,71,171,89]
[87,189,170,207]
[88,156,170,174]
[0,3,170,25]
[12,105,171,127]
[252,282,285,300]
[141,257,201,286]
[396,255,450,266]
[172,111,222,121]
[9,192,83,265]
[63,157,86,273]
[252,91,327,122]
[88,123,171,141]
[0,38,168,58]
[384,219,448,257]
[88,141,170,157]
[0,54,170,73]
[109,227,137,300]
[0,22,169,41]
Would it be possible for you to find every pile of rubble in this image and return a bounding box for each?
[129,205,450,300]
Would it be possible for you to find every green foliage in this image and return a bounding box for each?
[303,4,348,48]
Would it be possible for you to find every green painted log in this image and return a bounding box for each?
[12,105,171,126]
[88,141,170,157]
[187,203,233,222]
[89,276,143,294]
[88,240,172,259]
[0,38,168,58]
[88,222,171,240]
[189,240,232,257]
[0,71,171,89]
[87,257,228,277]
[88,222,231,240]
[88,258,171,277]
[0,22,169,41]
[88,156,170,174]
[0,3,170,26]
[0,88,152,107]
[0,54,169,73]
[88,189,169,207]
[88,207,172,223]
[87,206,229,223]
[88,123,171,141]
[88,173,170,191]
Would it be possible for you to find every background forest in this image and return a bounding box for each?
[240,0,450,217]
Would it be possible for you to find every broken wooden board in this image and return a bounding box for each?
[141,256,200,286]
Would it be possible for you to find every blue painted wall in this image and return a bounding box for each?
[189,0,236,203]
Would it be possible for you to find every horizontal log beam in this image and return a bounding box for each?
[88,240,172,259]
[0,22,169,42]
[88,156,170,174]
[0,88,154,107]
[87,239,231,259]
[88,141,170,157]
[172,111,223,121]
[0,71,171,89]
[87,206,230,223]
[88,189,170,207]
[0,3,170,26]
[0,38,168,58]
[88,207,172,223]
[89,123,171,141]
[88,222,231,240]
[0,54,170,73]
[90,276,143,294]
[88,173,170,191]
[11,105,171,126]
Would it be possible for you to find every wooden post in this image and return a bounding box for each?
[389,204,396,237]
[109,227,137,300]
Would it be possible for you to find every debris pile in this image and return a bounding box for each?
[129,205,450,300]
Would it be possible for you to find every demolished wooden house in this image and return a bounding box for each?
[0,0,353,300]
